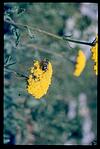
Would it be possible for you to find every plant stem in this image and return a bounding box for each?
[63,36,94,46]
[4,67,28,79]
[4,19,62,40]
[4,19,94,46]
[22,43,74,64]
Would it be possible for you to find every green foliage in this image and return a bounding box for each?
[4,3,97,145]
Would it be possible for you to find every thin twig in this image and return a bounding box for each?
[4,19,94,46]
[4,67,28,79]
[24,43,64,58]
[4,19,62,41]
[63,36,94,46]
[22,43,74,64]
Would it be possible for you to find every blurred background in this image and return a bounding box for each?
[4,3,98,145]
